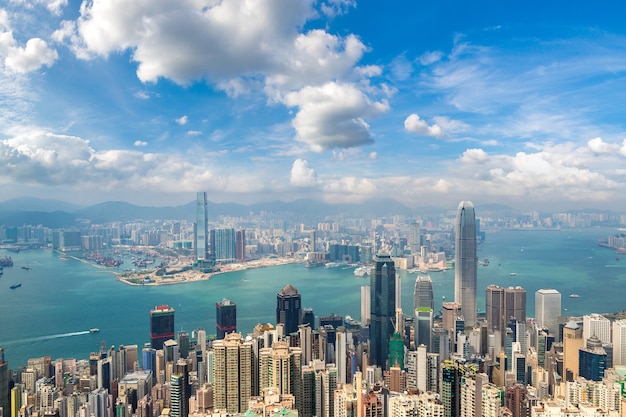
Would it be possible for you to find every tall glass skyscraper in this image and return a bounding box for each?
[276,284,302,335]
[150,305,175,350]
[215,228,236,263]
[216,298,237,340]
[414,275,434,311]
[454,201,477,327]
[370,252,396,370]
[195,192,208,261]
[535,289,561,337]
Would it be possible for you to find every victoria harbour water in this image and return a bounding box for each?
[1,227,625,367]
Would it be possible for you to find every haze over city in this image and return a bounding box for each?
[1,1,626,210]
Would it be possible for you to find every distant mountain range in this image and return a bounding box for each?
[0,197,563,228]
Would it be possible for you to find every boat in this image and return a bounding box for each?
[570,294,580,298]
[0,256,13,267]
[89,328,100,333]
[59,257,69,261]
[21,264,31,270]
[510,272,517,276]
[10,283,21,289]
[325,262,340,268]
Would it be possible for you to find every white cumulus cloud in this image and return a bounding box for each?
[176,115,188,125]
[404,113,444,137]
[290,158,317,187]
[284,82,389,152]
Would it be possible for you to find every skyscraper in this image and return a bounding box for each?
[195,192,208,261]
[216,298,237,340]
[214,228,236,263]
[408,222,421,254]
[414,275,434,311]
[454,201,477,327]
[212,333,254,413]
[535,289,561,337]
[150,305,175,350]
[0,349,8,417]
[370,252,396,370]
[235,229,246,261]
[276,284,302,335]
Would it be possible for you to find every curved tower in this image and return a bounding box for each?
[454,201,477,327]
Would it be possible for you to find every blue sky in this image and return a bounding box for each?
[1,0,626,210]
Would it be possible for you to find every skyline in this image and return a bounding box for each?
[2,2,626,210]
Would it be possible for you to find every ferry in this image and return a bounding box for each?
[510,272,517,276]
[10,283,21,289]
[569,294,580,298]
[89,328,100,333]
[354,266,369,277]
[21,264,31,270]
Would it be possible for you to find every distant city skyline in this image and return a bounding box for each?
[2,2,626,210]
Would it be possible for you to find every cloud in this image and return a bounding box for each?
[0,12,58,73]
[290,158,317,187]
[404,113,444,137]
[587,137,618,155]
[388,53,413,81]
[320,0,356,18]
[5,38,58,73]
[419,50,443,66]
[176,115,188,125]
[134,140,148,147]
[460,148,489,163]
[9,0,68,16]
[284,82,389,152]
[187,130,202,136]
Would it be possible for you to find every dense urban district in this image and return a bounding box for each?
[2,194,626,417]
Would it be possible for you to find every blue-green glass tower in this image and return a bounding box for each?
[370,252,396,370]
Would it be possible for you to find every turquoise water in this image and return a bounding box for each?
[0,228,624,367]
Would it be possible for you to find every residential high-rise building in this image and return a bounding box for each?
[258,341,303,412]
[413,275,434,312]
[214,228,236,263]
[150,305,174,350]
[212,333,254,413]
[216,298,237,340]
[195,192,208,261]
[370,252,396,370]
[235,230,246,261]
[535,289,561,337]
[454,201,477,327]
[276,284,302,336]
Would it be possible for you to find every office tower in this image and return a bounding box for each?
[0,349,7,417]
[214,228,236,263]
[216,298,237,340]
[535,289,561,338]
[583,314,611,344]
[150,305,175,350]
[578,336,607,382]
[441,360,464,417]
[176,332,189,360]
[414,275,434,311]
[370,253,396,370]
[454,201,477,327]
[408,222,421,254]
[235,230,246,261]
[563,320,584,381]
[310,231,316,252]
[441,302,462,333]
[195,192,208,261]
[504,286,526,325]
[486,284,504,334]
[9,385,20,417]
[276,284,302,335]
[212,333,254,413]
[197,328,207,353]
[299,324,313,366]
[415,308,433,352]
[169,359,190,417]
[361,285,370,326]
[301,308,315,328]
[141,347,156,384]
[612,319,626,366]
[336,329,347,385]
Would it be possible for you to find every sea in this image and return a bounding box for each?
[0,227,624,368]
